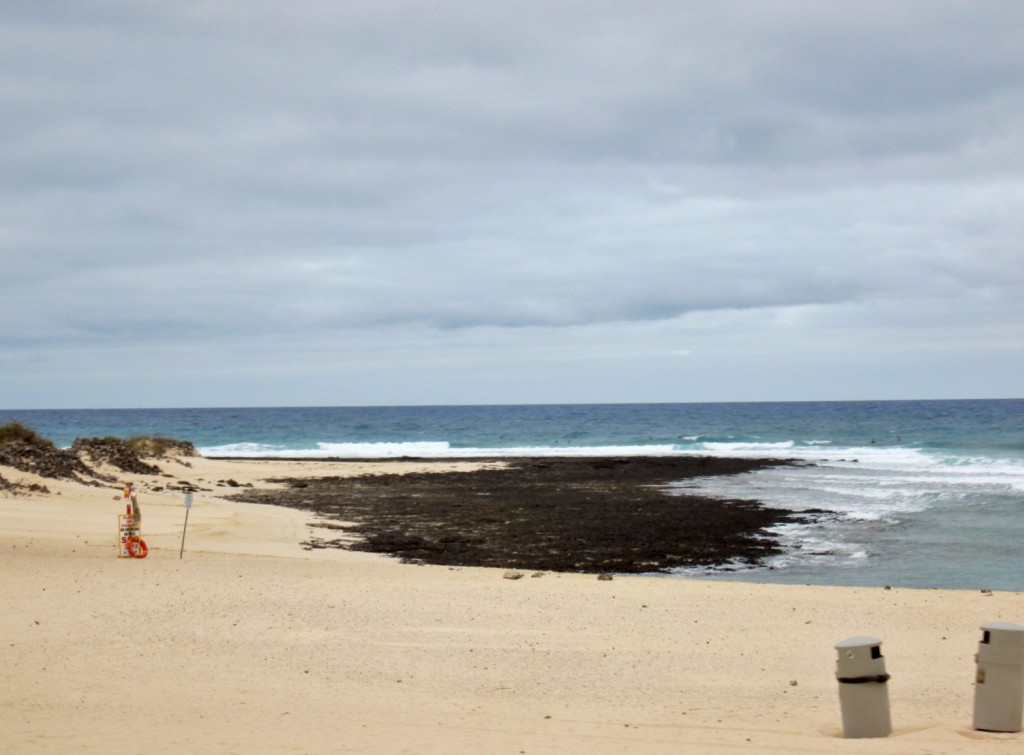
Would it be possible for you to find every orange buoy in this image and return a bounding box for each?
[125,536,148,559]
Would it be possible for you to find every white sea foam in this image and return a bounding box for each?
[672,443,1024,583]
[699,440,796,454]
[199,442,290,456]
[199,441,680,458]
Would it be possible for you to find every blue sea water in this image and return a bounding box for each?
[4,400,1023,591]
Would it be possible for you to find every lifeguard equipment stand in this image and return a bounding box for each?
[118,483,148,558]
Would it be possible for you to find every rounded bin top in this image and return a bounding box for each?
[981,621,1024,633]
[978,622,1024,664]
[835,636,882,650]
[835,636,887,679]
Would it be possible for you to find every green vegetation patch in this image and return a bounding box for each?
[127,436,197,457]
[0,421,55,449]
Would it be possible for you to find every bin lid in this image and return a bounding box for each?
[981,621,1024,633]
[835,636,882,650]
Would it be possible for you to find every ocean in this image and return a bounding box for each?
[4,400,1022,591]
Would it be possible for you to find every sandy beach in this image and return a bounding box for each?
[3,454,1023,753]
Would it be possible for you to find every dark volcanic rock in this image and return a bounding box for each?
[18,481,48,494]
[0,471,50,495]
[71,438,162,475]
[0,435,195,484]
[230,456,817,574]
[0,440,103,483]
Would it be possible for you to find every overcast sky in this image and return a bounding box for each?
[2,1,1023,409]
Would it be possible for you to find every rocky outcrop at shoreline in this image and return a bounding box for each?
[230,456,825,574]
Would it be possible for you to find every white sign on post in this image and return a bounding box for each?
[184,492,193,509]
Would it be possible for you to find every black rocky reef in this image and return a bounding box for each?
[229,456,824,574]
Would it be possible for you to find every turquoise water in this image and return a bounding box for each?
[4,400,1023,590]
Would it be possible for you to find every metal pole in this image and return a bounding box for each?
[179,506,190,559]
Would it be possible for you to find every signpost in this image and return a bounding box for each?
[118,482,146,558]
[179,492,193,559]
[117,509,138,558]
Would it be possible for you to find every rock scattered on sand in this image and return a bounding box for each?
[503,571,524,580]
[218,479,251,488]
[0,471,50,495]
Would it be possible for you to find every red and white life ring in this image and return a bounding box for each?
[125,536,148,559]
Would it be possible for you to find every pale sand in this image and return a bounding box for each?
[2,456,1022,754]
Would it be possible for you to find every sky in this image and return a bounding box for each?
[2,1,1023,409]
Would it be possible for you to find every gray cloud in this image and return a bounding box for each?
[2,1,1023,406]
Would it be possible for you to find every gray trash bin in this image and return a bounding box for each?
[973,621,1024,733]
[835,636,892,738]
